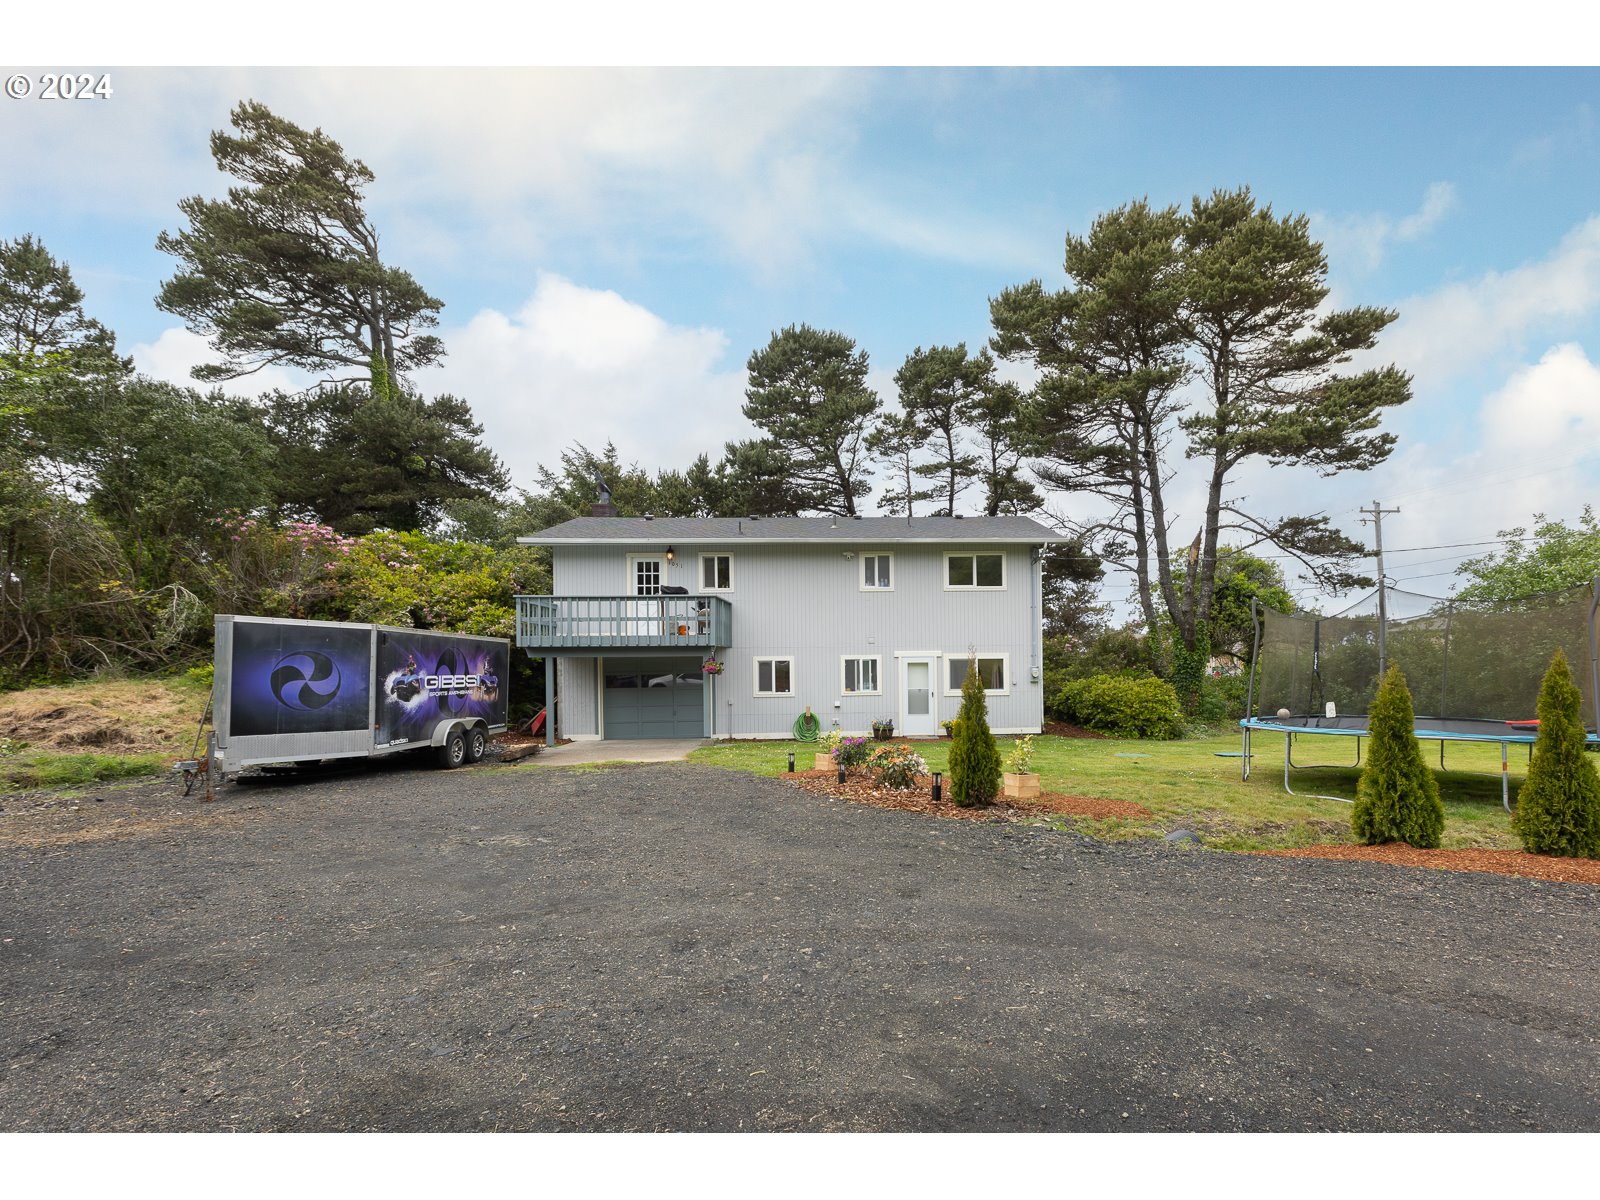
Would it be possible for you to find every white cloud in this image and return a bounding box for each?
[1377,215,1600,386]
[1315,181,1457,273]
[130,326,314,396]
[425,273,750,489]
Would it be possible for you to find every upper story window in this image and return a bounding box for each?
[860,552,893,591]
[700,553,733,592]
[945,551,1006,590]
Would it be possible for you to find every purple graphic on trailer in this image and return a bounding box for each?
[229,621,371,737]
[376,632,508,745]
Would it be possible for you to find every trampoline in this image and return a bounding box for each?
[1240,579,1600,811]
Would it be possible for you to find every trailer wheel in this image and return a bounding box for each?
[438,728,467,769]
[465,726,487,764]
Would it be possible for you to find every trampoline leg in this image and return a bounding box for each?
[1502,742,1511,814]
[1281,733,1353,805]
[1242,726,1252,781]
[1353,736,1362,768]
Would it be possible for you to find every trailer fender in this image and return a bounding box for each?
[429,718,487,747]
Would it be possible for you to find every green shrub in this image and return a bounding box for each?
[948,655,1002,807]
[1352,665,1444,848]
[1055,674,1181,739]
[184,663,214,688]
[870,743,927,791]
[1194,671,1248,724]
[832,737,873,769]
[1512,649,1600,858]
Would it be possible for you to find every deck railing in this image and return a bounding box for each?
[515,594,733,650]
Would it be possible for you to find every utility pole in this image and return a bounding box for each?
[1360,500,1400,678]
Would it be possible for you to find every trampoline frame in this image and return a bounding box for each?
[1240,578,1600,813]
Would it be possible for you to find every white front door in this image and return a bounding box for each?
[898,655,938,736]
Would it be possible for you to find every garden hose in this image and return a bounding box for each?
[792,708,821,742]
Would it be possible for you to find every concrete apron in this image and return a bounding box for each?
[523,738,710,766]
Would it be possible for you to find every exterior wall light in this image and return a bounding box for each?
[665,546,676,562]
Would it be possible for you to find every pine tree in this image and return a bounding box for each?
[1512,649,1600,858]
[1352,665,1444,848]
[948,655,1002,807]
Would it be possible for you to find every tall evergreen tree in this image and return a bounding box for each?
[265,384,505,535]
[992,190,1406,704]
[157,100,443,394]
[866,408,935,517]
[742,325,879,515]
[1352,666,1444,848]
[968,379,1041,516]
[1512,649,1600,858]
[894,344,986,515]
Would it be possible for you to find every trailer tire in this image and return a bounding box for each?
[438,728,467,769]
[465,725,487,764]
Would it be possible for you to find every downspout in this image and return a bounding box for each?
[1031,545,1043,717]
[1590,576,1599,735]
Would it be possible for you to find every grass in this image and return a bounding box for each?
[689,730,1533,852]
[0,670,211,794]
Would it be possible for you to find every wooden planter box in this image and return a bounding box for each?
[814,753,834,771]
[1003,771,1041,800]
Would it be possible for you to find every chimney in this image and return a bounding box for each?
[591,475,616,518]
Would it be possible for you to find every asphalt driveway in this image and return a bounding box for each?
[2,760,1597,1131]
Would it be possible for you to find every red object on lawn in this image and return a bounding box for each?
[528,708,547,738]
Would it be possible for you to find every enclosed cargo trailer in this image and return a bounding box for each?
[212,615,509,776]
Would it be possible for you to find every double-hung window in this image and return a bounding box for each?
[946,654,1008,695]
[860,552,893,591]
[754,656,794,697]
[945,551,1006,590]
[841,655,882,695]
[700,553,733,592]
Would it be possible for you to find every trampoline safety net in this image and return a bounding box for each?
[1252,581,1600,730]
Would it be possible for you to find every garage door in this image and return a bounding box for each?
[602,657,705,739]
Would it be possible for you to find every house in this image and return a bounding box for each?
[514,506,1069,743]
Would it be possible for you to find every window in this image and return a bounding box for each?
[945,551,1006,589]
[700,553,733,592]
[754,656,795,697]
[946,654,1008,695]
[841,655,882,695]
[860,552,893,590]
[629,555,664,596]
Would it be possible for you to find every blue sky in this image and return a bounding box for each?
[3,59,1598,609]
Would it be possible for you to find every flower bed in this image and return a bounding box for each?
[784,768,1150,824]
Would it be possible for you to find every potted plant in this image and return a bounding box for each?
[816,727,841,771]
[871,718,895,742]
[1002,734,1040,800]
[940,719,956,739]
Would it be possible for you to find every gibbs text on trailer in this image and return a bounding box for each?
[212,615,510,776]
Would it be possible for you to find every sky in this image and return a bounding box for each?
[5,25,1599,614]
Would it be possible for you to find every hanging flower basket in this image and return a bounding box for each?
[701,659,724,676]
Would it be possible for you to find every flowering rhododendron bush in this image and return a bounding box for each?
[207,516,549,639]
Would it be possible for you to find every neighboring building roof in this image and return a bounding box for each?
[518,514,1070,546]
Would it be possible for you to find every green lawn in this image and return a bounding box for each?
[689,730,1529,852]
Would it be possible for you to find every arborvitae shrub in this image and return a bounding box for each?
[948,657,1002,807]
[1512,649,1600,858]
[1352,665,1444,848]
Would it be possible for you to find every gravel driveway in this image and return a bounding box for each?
[2,760,1597,1131]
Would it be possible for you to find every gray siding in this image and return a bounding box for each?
[557,656,599,737]
[552,542,1044,738]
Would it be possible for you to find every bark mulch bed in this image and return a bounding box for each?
[1258,843,1600,887]
[783,768,1150,823]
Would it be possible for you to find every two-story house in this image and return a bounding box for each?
[514,508,1067,743]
